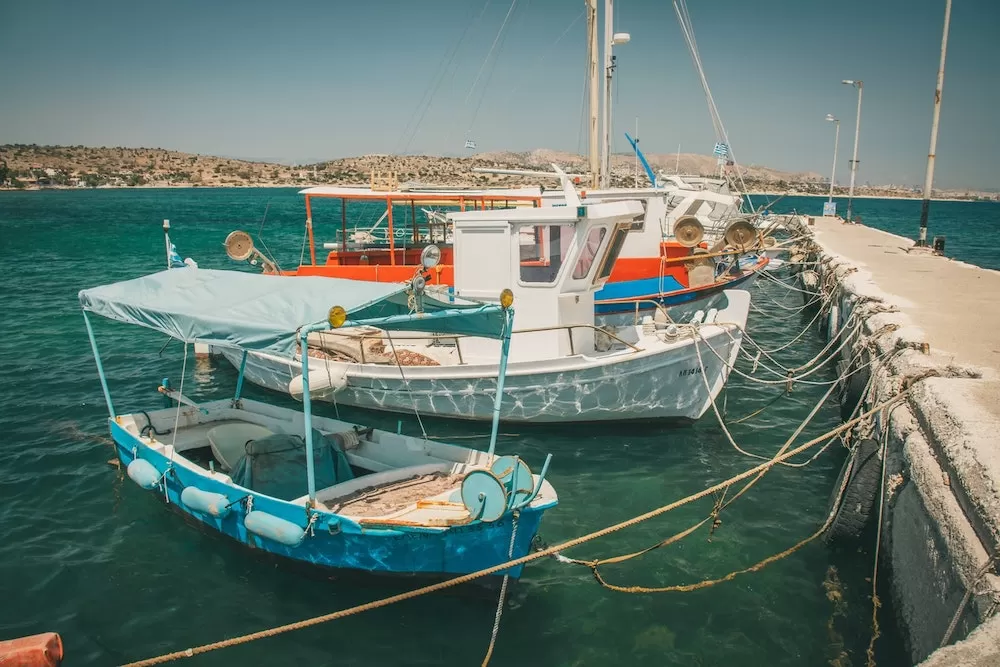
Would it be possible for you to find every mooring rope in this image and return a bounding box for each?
[119,393,912,667]
[481,511,519,667]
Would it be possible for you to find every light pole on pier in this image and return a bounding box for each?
[825,114,840,206]
[917,0,953,247]
[842,79,863,222]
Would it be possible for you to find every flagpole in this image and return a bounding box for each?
[163,219,171,269]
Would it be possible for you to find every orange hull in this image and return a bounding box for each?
[287,242,693,288]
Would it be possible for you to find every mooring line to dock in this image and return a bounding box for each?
[119,396,911,667]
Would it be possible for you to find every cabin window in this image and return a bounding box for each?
[519,223,573,284]
[572,226,607,279]
[593,223,631,284]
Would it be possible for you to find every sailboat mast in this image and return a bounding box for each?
[600,0,614,188]
[587,0,599,189]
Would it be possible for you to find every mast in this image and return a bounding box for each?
[600,0,614,188]
[587,0,599,189]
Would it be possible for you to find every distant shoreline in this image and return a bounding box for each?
[2,184,993,203]
[748,191,993,203]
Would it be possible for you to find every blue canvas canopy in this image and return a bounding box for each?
[79,268,506,357]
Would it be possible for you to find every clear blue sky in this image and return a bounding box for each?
[1,0,996,189]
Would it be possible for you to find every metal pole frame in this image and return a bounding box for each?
[82,310,115,418]
[488,307,515,456]
[233,350,248,405]
[299,329,318,504]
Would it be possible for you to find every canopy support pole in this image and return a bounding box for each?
[82,310,115,418]
[233,350,248,404]
[299,329,318,504]
[487,308,514,456]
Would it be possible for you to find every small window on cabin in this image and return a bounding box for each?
[519,223,573,284]
[572,226,606,279]
[594,223,630,283]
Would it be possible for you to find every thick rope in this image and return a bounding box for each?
[481,512,519,666]
[119,394,909,667]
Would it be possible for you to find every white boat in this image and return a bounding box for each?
[228,173,751,423]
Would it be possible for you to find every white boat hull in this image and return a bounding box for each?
[224,292,750,423]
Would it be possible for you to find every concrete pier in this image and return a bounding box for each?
[801,216,1000,665]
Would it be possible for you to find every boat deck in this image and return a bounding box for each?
[325,472,466,526]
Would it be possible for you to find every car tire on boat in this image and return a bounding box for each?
[825,438,882,544]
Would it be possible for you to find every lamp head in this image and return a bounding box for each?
[825,114,838,122]
[841,79,854,85]
[612,32,631,45]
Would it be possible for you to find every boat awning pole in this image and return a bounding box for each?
[299,329,318,503]
[82,310,115,418]
[233,350,248,403]
[487,308,514,456]
[305,195,317,265]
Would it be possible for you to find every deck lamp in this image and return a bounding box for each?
[500,289,514,309]
[328,305,347,328]
[420,244,441,270]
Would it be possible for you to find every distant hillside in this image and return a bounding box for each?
[9,143,994,200]
[0,143,825,192]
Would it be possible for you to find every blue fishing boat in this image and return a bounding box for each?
[80,266,556,579]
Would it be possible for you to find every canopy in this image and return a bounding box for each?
[79,268,506,357]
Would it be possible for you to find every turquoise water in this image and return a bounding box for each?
[767,195,1000,271]
[0,188,946,666]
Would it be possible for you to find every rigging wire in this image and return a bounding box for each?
[464,0,519,106]
[463,0,528,142]
[672,0,762,209]
[395,0,494,155]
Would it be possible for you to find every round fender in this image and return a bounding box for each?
[126,459,161,490]
[245,510,306,547]
[181,487,232,518]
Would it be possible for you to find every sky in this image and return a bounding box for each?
[1,0,997,190]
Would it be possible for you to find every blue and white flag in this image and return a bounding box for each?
[166,234,196,269]
[713,142,729,158]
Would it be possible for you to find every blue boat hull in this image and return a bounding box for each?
[594,258,764,315]
[110,420,546,579]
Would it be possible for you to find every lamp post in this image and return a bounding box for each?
[842,79,863,223]
[825,114,840,207]
[917,0,953,247]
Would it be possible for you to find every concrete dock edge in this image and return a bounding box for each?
[794,215,1000,665]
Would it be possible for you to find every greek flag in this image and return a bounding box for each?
[713,142,729,158]
[166,234,188,268]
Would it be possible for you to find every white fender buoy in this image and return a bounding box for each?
[828,305,840,341]
[126,459,161,490]
[181,487,232,518]
[245,510,306,546]
[288,370,348,399]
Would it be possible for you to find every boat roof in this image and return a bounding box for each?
[79,268,506,357]
[298,185,543,199]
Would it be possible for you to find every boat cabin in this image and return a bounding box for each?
[448,195,644,361]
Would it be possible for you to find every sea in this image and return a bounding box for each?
[1,188,995,666]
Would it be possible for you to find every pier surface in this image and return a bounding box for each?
[811,216,1000,372]
[805,216,1000,665]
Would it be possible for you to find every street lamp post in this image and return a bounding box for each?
[825,114,840,206]
[842,79,863,223]
[917,0,953,247]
